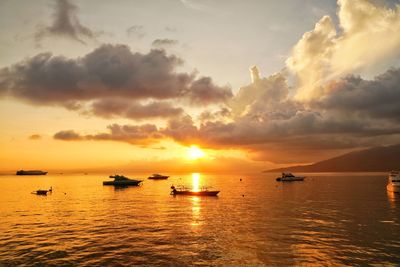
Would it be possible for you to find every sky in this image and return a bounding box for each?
[0,0,400,173]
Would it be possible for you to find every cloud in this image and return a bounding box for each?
[187,77,232,105]
[51,62,400,164]
[29,134,42,140]
[54,130,83,141]
[315,67,400,121]
[287,0,400,100]
[198,107,230,123]
[54,124,163,145]
[152,38,179,47]
[286,15,336,99]
[24,0,400,165]
[89,99,184,120]
[0,44,232,110]
[126,25,145,39]
[35,0,99,44]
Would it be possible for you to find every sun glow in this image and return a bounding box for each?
[187,145,205,160]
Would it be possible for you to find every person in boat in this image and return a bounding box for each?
[171,185,177,194]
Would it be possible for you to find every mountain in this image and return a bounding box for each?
[265,144,400,172]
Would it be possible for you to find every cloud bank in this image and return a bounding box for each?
[53,63,400,163]
[0,44,232,120]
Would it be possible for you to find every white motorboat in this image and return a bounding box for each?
[103,175,142,186]
[387,170,400,193]
[276,172,305,182]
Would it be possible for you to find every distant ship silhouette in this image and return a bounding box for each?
[16,170,47,175]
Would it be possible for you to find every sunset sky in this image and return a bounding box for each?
[0,0,400,173]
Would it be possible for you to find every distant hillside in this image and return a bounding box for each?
[266,144,400,172]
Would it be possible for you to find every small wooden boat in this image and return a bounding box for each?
[103,175,142,186]
[170,185,219,196]
[276,172,305,182]
[148,173,169,180]
[32,187,52,195]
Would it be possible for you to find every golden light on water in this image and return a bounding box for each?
[190,196,201,227]
[192,173,200,192]
[187,145,205,160]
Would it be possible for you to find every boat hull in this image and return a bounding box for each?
[148,177,169,180]
[172,190,220,196]
[103,180,142,186]
[276,177,305,182]
[17,170,47,175]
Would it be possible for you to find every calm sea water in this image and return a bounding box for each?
[0,172,399,266]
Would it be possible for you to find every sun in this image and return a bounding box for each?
[187,145,205,160]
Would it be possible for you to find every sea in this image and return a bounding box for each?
[0,172,399,266]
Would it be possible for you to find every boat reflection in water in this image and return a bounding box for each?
[387,189,399,209]
[387,171,400,194]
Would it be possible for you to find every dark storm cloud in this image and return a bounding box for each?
[35,0,99,44]
[152,38,179,47]
[89,99,183,120]
[315,68,400,121]
[0,44,232,108]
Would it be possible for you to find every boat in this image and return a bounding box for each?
[148,173,169,180]
[170,185,219,196]
[387,170,400,193]
[16,170,47,175]
[32,187,52,195]
[103,175,142,186]
[276,172,305,182]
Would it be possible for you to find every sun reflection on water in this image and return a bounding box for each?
[191,196,201,226]
[192,173,200,192]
